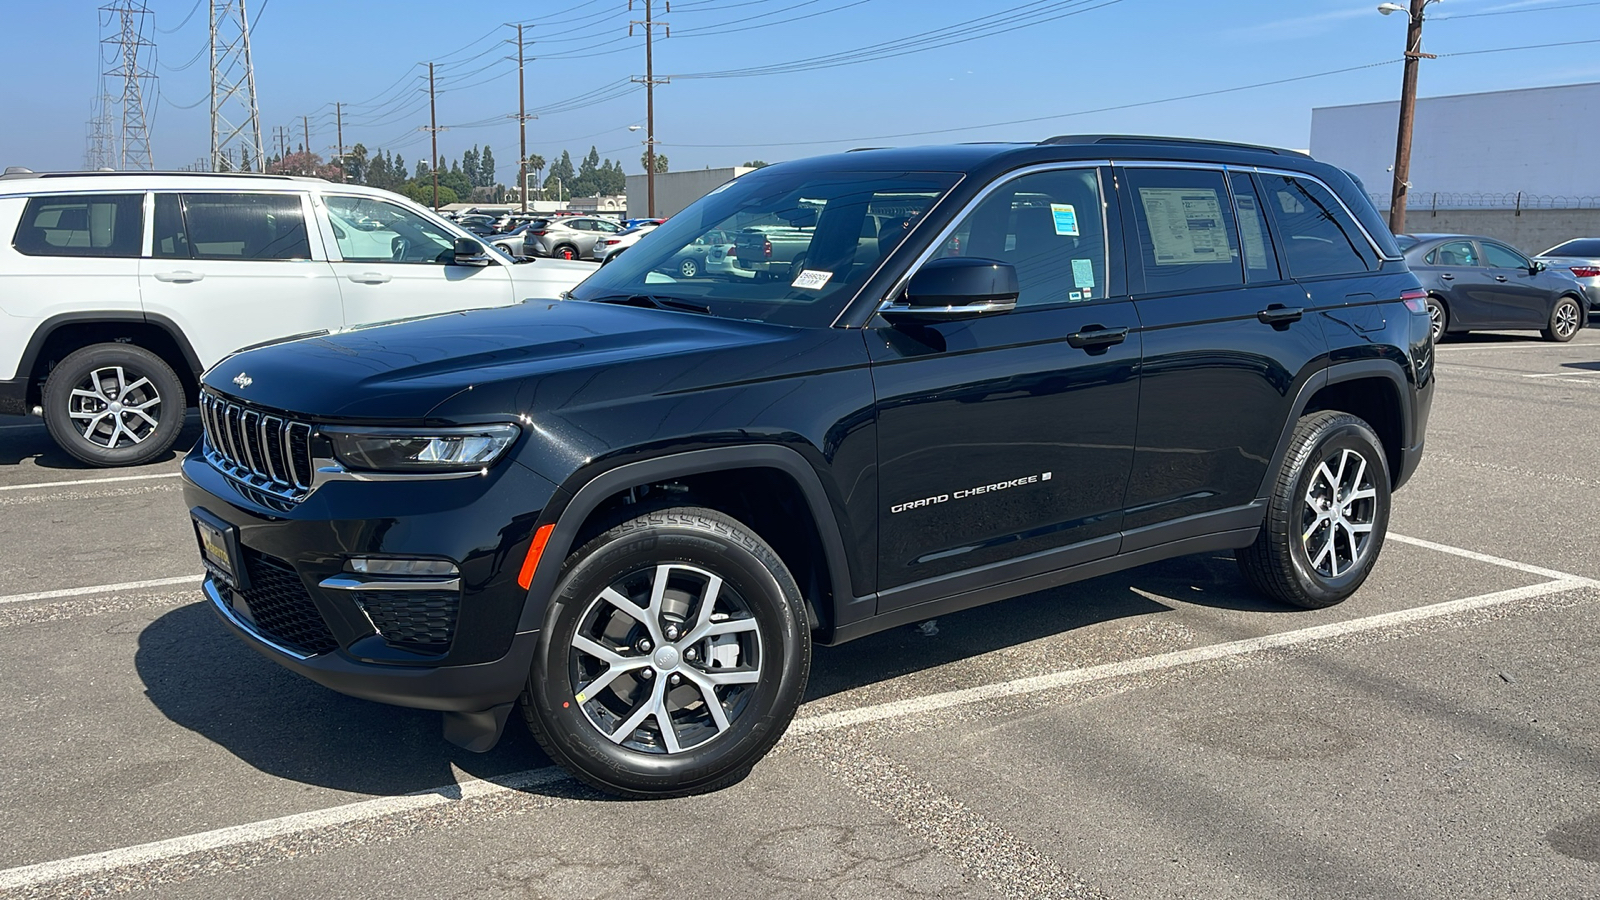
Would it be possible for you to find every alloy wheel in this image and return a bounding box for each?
[1427,302,1444,342]
[1300,447,1378,579]
[570,562,763,754]
[1554,300,1580,339]
[68,366,162,449]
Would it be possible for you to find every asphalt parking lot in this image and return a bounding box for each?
[3,329,1599,899]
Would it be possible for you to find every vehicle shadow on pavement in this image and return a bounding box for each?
[806,552,1284,702]
[135,602,558,796]
[0,420,202,468]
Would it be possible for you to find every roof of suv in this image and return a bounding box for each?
[0,170,398,199]
[782,134,1322,177]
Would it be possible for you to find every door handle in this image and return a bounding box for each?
[152,271,203,283]
[347,272,392,284]
[1494,275,1508,282]
[1256,305,1304,325]
[1440,273,1455,280]
[1066,325,1130,349]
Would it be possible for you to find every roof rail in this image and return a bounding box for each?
[846,147,888,152]
[0,170,324,182]
[1039,134,1305,156]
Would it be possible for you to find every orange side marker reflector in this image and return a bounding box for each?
[517,524,556,590]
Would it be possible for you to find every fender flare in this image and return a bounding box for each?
[1254,358,1413,500]
[16,311,205,384]
[516,444,861,634]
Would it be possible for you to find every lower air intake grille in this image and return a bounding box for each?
[230,550,338,656]
[353,590,460,653]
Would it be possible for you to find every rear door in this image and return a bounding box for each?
[870,165,1141,598]
[140,191,343,368]
[1421,239,1496,326]
[319,193,516,326]
[1115,165,1327,541]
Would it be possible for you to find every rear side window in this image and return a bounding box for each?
[12,194,142,258]
[1229,172,1280,282]
[160,193,311,261]
[1257,174,1373,278]
[1426,240,1478,267]
[1125,167,1243,295]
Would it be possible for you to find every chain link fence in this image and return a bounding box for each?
[1370,191,1600,212]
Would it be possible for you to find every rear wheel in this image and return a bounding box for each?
[521,507,810,798]
[1425,296,1448,342]
[555,244,579,261]
[1544,295,1582,342]
[1236,411,1391,609]
[42,343,186,467]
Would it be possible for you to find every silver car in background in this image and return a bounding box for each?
[1534,238,1600,314]
[522,216,623,260]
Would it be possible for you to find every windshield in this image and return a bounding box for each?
[1543,238,1600,257]
[570,167,961,327]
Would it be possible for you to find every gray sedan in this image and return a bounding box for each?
[1533,238,1600,315]
[522,216,624,260]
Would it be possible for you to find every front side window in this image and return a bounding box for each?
[176,193,311,260]
[1125,167,1243,295]
[12,194,142,258]
[1257,174,1373,279]
[324,195,457,264]
[1482,242,1530,269]
[570,168,960,327]
[1427,240,1480,267]
[931,167,1108,308]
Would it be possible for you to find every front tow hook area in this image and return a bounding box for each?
[443,702,517,752]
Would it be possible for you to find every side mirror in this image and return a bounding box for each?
[880,257,1019,323]
[1531,260,1547,274]
[452,236,491,267]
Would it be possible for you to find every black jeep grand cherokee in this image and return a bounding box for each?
[183,136,1433,797]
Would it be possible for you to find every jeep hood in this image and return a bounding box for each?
[200,300,790,420]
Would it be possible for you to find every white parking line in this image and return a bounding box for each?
[0,575,201,606]
[0,532,1592,891]
[0,472,181,492]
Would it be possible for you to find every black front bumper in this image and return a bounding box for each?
[182,447,559,714]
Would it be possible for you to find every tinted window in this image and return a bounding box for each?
[1125,167,1242,294]
[152,194,187,259]
[1482,242,1529,269]
[325,195,457,264]
[1230,172,1280,282]
[1257,174,1372,278]
[12,194,142,258]
[1428,240,1479,267]
[933,167,1108,308]
[178,193,310,260]
[1544,238,1600,257]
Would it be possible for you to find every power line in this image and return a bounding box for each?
[1434,1,1600,20]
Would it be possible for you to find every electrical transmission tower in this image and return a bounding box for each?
[83,93,116,170]
[209,0,265,173]
[101,1,156,170]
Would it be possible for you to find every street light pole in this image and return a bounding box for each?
[1382,0,1437,235]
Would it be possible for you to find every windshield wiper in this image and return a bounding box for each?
[590,294,711,315]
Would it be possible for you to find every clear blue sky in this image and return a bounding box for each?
[3,0,1598,181]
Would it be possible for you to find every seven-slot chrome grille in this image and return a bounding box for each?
[199,391,314,500]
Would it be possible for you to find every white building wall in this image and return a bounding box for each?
[626,167,756,218]
[1310,82,1600,202]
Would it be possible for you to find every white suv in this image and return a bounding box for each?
[0,170,594,467]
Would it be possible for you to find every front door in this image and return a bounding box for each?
[140,191,343,369]
[319,194,516,326]
[870,166,1140,600]
[1479,240,1551,328]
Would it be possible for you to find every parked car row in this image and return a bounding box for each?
[1396,233,1593,342]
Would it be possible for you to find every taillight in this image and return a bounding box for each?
[725,246,736,258]
[1571,266,1600,278]
[1400,288,1428,313]
[530,229,547,236]
[763,239,773,259]
[602,239,621,246]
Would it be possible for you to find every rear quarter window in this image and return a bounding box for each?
[12,194,143,258]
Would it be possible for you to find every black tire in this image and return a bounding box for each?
[554,244,579,261]
[1543,295,1582,343]
[520,507,811,798]
[42,343,186,468]
[1235,411,1391,609]
[1425,296,1448,343]
[679,257,698,278]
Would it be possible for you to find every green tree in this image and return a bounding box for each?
[742,160,769,168]
[462,146,481,187]
[400,180,458,208]
[343,143,369,184]
[545,150,575,201]
[480,146,497,188]
[641,150,668,173]
[439,167,473,201]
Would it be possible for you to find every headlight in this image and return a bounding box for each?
[324,424,520,472]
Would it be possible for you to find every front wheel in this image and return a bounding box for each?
[678,257,698,278]
[42,343,186,467]
[1544,295,1582,342]
[1236,411,1391,609]
[521,507,811,798]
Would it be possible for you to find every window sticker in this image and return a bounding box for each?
[1068,291,1083,302]
[791,269,834,291]
[1071,258,1096,288]
[1138,187,1231,266]
[1050,203,1079,236]
[1235,194,1271,271]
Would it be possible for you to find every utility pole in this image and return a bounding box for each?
[1384,0,1436,235]
[511,24,537,214]
[209,0,264,172]
[335,101,345,181]
[630,0,669,217]
[101,1,156,170]
[428,62,440,209]
[302,114,311,172]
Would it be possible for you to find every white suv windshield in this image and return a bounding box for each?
[570,168,960,327]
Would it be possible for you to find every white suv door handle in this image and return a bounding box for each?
[347,272,392,284]
[153,270,204,283]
